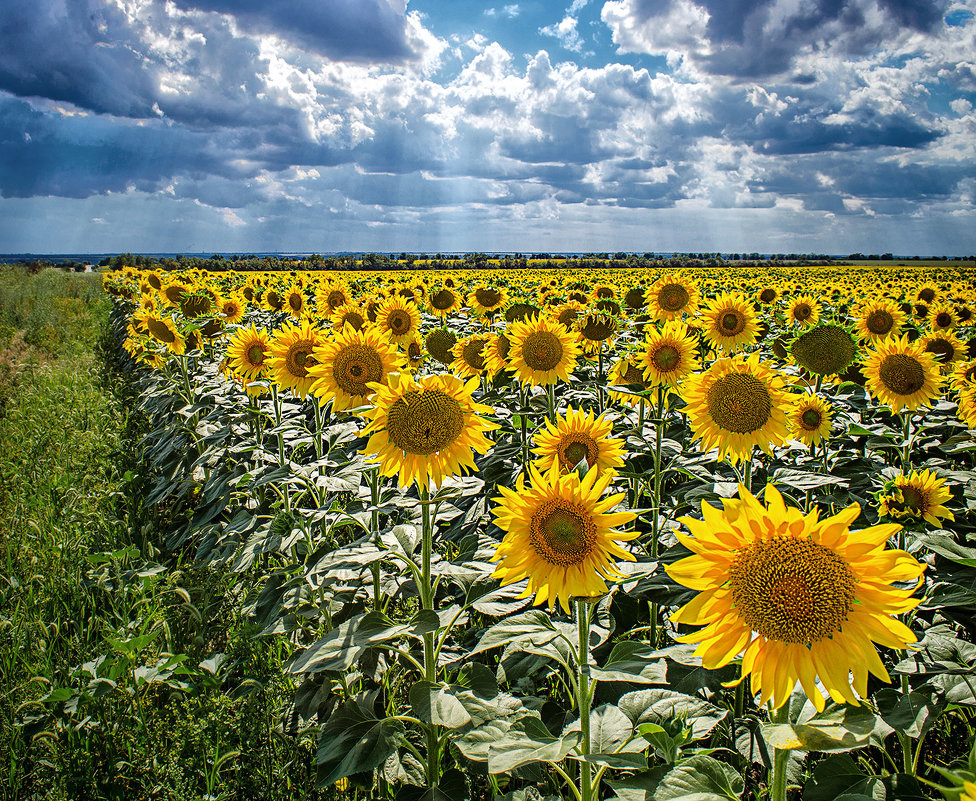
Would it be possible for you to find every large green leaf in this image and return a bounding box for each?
[316,701,405,786]
[803,754,884,801]
[409,681,472,728]
[470,609,561,656]
[761,702,885,752]
[618,688,728,740]
[485,716,580,774]
[608,755,744,800]
[589,641,668,685]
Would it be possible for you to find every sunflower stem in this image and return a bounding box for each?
[597,344,605,414]
[520,384,530,470]
[769,703,790,801]
[419,483,440,790]
[369,466,383,613]
[576,598,595,801]
[272,384,290,511]
[547,382,556,423]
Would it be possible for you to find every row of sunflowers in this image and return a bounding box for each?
[93,263,976,801]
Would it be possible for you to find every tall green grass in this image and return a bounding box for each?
[0,269,326,800]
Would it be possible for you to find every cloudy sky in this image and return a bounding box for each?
[1,0,974,254]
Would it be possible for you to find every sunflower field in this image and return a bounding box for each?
[34,263,976,800]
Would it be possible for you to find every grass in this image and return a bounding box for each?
[0,267,327,800]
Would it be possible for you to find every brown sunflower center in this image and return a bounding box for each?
[878,353,925,396]
[327,290,347,309]
[897,484,926,512]
[729,537,857,645]
[496,333,511,360]
[164,285,187,304]
[387,309,413,335]
[339,311,365,331]
[333,344,384,396]
[622,363,647,385]
[475,288,501,307]
[408,341,422,362]
[800,408,822,430]
[426,329,458,364]
[247,344,266,366]
[924,338,954,363]
[720,310,745,335]
[386,388,465,455]
[935,312,953,328]
[148,274,163,290]
[530,499,596,567]
[625,287,646,310]
[522,331,564,371]
[559,435,598,471]
[147,318,176,344]
[658,283,690,312]
[267,291,283,310]
[286,341,314,378]
[462,338,488,372]
[558,307,580,327]
[759,288,777,303]
[866,310,894,335]
[918,287,936,303]
[431,289,456,310]
[706,372,772,434]
[595,286,614,299]
[793,303,812,321]
[581,316,616,341]
[651,344,681,373]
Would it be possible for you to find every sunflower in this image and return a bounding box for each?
[317,280,351,314]
[916,283,938,304]
[308,325,403,412]
[425,328,459,366]
[160,280,190,307]
[483,332,511,377]
[757,286,779,305]
[646,275,700,321]
[490,464,637,613]
[264,287,286,313]
[427,285,462,318]
[505,302,542,323]
[361,372,498,488]
[374,297,421,345]
[577,311,618,345]
[855,299,906,342]
[641,321,700,387]
[922,330,965,371]
[451,334,492,379]
[608,353,654,407]
[699,293,759,353]
[532,407,627,476]
[180,292,214,318]
[862,334,943,413]
[788,393,832,447]
[950,359,976,395]
[219,295,246,324]
[790,324,858,377]
[928,301,957,332]
[469,284,508,316]
[328,304,365,332]
[554,300,586,330]
[624,285,647,312]
[267,319,322,398]
[787,295,821,327]
[877,469,954,527]
[681,353,791,465]
[284,286,307,319]
[666,483,924,711]
[958,389,976,429]
[140,311,186,355]
[507,314,581,386]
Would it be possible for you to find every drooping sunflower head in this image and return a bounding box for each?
[180,292,214,318]
[608,353,654,407]
[862,334,944,412]
[788,392,832,447]
[641,321,700,387]
[142,311,187,355]
[855,299,905,342]
[532,406,627,476]
[788,295,820,327]
[307,324,403,412]
[267,319,322,398]
[483,332,512,377]
[490,463,637,613]
[624,285,647,311]
[330,304,366,332]
[507,314,581,386]
[375,297,421,344]
[505,302,542,323]
[425,328,459,366]
[700,293,759,353]
[226,324,270,380]
[578,311,618,344]
[451,334,492,378]
[877,469,955,528]
[789,324,858,377]
[667,483,924,710]
[361,372,498,488]
[161,280,190,307]
[681,352,791,465]
[264,287,286,312]
[647,275,700,321]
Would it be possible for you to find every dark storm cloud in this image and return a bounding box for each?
[168,0,414,62]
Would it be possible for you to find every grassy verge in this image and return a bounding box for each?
[0,268,324,801]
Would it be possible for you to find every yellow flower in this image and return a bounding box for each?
[789,324,858,377]
[699,293,759,353]
[862,334,943,412]
[950,359,976,395]
[646,275,700,321]
[425,328,459,366]
[928,300,957,332]
[374,297,421,345]
[641,321,700,387]
[878,469,954,527]
[960,389,976,429]
[532,406,627,476]
[855,299,905,342]
[218,294,246,324]
[490,464,637,613]
[468,284,508,316]
[681,353,791,465]
[788,295,820,327]
[330,304,366,332]
[361,372,498,488]
[483,332,511,377]
[667,483,924,711]
[788,393,832,447]
[316,279,351,314]
[608,353,654,407]
[308,324,403,412]
[507,314,581,386]
[427,285,462,318]
[451,334,492,379]
[267,319,322,398]
[922,329,965,371]
[226,324,270,380]
[139,311,186,355]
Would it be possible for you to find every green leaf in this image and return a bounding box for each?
[485,716,580,774]
[874,687,945,739]
[316,701,405,786]
[470,609,559,656]
[618,688,728,740]
[589,641,668,685]
[803,754,884,801]
[761,703,884,753]
[608,755,744,800]
[409,681,472,728]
